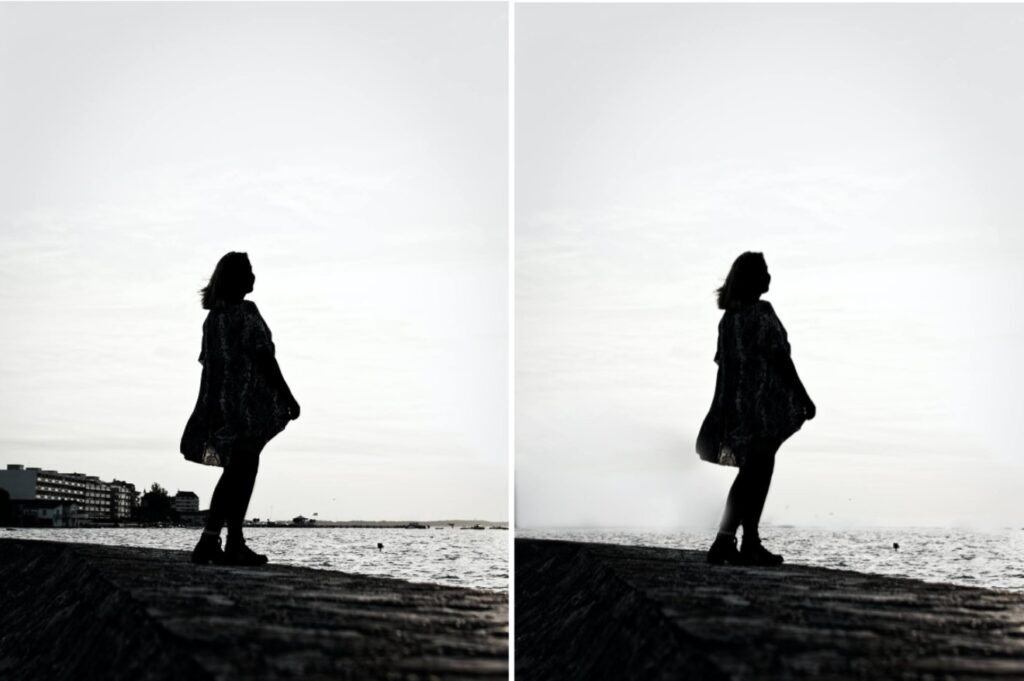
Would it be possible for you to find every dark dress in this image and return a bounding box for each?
[697,300,806,467]
[180,300,291,467]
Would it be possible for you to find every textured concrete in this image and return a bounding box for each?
[516,539,1024,681]
[0,539,507,681]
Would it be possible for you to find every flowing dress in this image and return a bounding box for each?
[180,300,291,467]
[697,300,806,467]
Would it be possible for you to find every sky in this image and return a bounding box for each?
[516,4,1024,529]
[0,2,508,522]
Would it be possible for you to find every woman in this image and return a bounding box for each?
[697,251,815,566]
[180,252,300,566]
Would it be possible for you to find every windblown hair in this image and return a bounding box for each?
[200,252,251,310]
[716,251,769,310]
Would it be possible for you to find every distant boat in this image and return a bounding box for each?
[462,524,486,530]
[402,523,430,529]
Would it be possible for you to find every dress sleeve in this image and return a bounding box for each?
[242,302,275,356]
[202,312,229,427]
[759,303,791,358]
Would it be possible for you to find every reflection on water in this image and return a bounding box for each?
[519,527,1024,592]
[7,527,508,592]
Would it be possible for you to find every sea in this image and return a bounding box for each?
[4,526,509,592]
[517,527,1024,592]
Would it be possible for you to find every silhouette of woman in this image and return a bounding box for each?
[697,252,815,566]
[180,252,300,565]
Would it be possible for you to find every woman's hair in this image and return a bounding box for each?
[716,251,769,310]
[200,252,252,310]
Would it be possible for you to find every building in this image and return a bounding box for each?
[0,464,138,523]
[109,479,139,521]
[173,491,200,514]
[11,499,79,527]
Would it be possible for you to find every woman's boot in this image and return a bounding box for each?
[223,536,269,566]
[738,536,784,566]
[706,533,742,565]
[191,532,226,565]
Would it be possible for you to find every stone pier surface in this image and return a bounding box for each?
[0,539,507,681]
[516,539,1024,681]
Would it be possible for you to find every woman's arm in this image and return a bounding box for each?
[255,348,301,420]
[763,304,815,420]
[779,355,815,420]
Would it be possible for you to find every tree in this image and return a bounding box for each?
[139,483,178,523]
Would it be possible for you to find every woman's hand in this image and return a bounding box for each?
[287,396,301,421]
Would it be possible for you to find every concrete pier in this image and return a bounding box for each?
[516,539,1024,681]
[0,539,507,681]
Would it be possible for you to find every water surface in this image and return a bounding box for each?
[519,527,1024,592]
[7,526,508,592]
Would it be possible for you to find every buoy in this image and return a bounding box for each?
[893,542,899,551]
[377,542,384,552]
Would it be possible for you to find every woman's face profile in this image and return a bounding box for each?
[757,256,770,294]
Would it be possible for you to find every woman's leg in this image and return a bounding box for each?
[718,466,752,536]
[193,461,239,563]
[735,440,784,565]
[194,444,264,564]
[203,441,262,535]
[203,465,237,536]
[709,464,752,563]
[712,441,783,565]
[217,442,268,565]
[225,449,260,544]
[739,450,776,542]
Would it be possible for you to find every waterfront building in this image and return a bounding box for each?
[109,479,139,521]
[0,464,138,523]
[173,491,200,514]
[11,499,79,527]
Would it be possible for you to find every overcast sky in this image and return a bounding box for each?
[0,2,508,522]
[516,4,1024,529]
